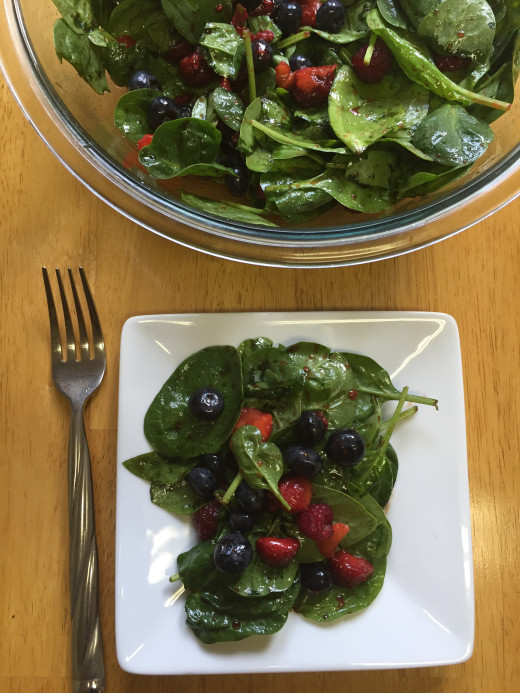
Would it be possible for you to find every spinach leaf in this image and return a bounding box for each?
[52,0,97,31]
[113,88,160,142]
[412,103,494,166]
[251,120,350,154]
[377,0,411,28]
[328,65,430,154]
[150,478,207,514]
[261,172,333,217]
[109,0,172,54]
[231,426,291,509]
[180,192,279,226]
[123,451,195,484]
[139,118,233,178]
[310,484,379,545]
[222,539,299,596]
[238,337,274,358]
[242,346,305,398]
[294,556,386,622]
[397,163,472,198]
[53,19,109,94]
[366,8,510,111]
[161,0,232,43]
[177,538,218,591]
[302,0,370,43]
[185,581,298,643]
[144,345,243,458]
[200,23,245,79]
[212,86,245,131]
[350,493,393,559]
[302,352,358,428]
[416,0,496,60]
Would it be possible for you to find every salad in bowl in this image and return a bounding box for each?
[50,0,520,227]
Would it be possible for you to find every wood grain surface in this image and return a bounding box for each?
[1,72,519,693]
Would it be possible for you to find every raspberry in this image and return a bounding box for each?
[328,550,374,588]
[255,536,300,567]
[231,5,249,36]
[137,134,153,150]
[315,522,349,558]
[232,407,273,441]
[291,64,337,106]
[194,500,220,541]
[352,38,393,84]
[434,54,471,73]
[179,47,215,86]
[278,475,312,513]
[117,35,136,50]
[296,503,334,541]
[301,0,321,27]
[165,40,195,64]
[249,0,274,16]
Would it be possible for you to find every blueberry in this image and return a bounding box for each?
[325,429,365,467]
[175,103,192,118]
[199,452,225,476]
[229,510,255,532]
[225,163,249,197]
[236,481,265,514]
[147,96,177,132]
[300,562,333,593]
[289,54,314,71]
[252,39,274,72]
[315,0,346,34]
[239,0,263,9]
[295,410,327,446]
[273,2,303,36]
[285,445,323,478]
[213,532,253,574]
[128,70,162,91]
[188,387,225,420]
[186,466,218,498]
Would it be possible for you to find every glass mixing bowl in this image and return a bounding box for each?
[2,0,520,267]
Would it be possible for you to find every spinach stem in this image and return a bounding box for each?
[358,386,438,409]
[225,201,267,215]
[363,32,377,65]
[221,471,242,505]
[380,405,418,434]
[278,30,311,50]
[243,30,257,104]
[169,573,180,583]
[338,47,352,65]
[379,387,408,457]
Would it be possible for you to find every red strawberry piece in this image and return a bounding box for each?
[256,536,300,567]
[434,54,471,73]
[194,500,220,541]
[315,521,349,558]
[352,38,392,84]
[275,61,295,90]
[232,407,273,442]
[301,0,321,27]
[137,134,153,150]
[179,47,215,86]
[117,35,136,50]
[165,40,195,64]
[291,64,337,107]
[249,0,274,16]
[328,550,374,588]
[296,503,334,541]
[277,475,312,514]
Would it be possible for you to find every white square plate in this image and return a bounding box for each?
[115,311,473,674]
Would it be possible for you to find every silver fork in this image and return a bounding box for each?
[42,267,106,693]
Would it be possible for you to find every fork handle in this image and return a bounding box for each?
[68,404,105,693]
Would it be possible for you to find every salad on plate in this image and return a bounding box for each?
[51,0,520,226]
[122,337,437,644]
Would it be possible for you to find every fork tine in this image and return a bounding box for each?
[42,267,63,362]
[79,267,105,357]
[56,268,77,362]
[68,268,90,359]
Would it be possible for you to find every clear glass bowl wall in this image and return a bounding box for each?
[2,0,520,266]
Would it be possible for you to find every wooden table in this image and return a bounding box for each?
[1,71,519,693]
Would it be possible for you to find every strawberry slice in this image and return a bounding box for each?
[277,475,312,514]
[316,522,349,558]
[232,406,273,441]
[328,549,374,588]
[256,536,300,567]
